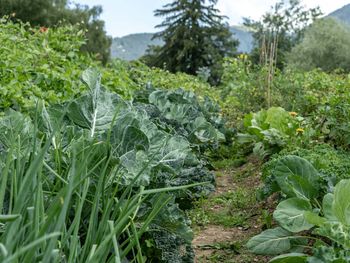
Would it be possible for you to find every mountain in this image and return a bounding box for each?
[110,4,350,61]
[328,4,350,25]
[111,26,254,61]
[110,33,163,61]
[230,25,254,53]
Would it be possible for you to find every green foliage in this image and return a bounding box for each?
[273,155,320,199]
[273,198,313,232]
[260,144,350,199]
[0,68,227,262]
[0,20,218,115]
[219,57,267,121]
[188,187,256,228]
[244,0,321,68]
[269,253,307,263]
[0,19,91,110]
[247,227,298,255]
[0,1,111,63]
[237,107,305,158]
[249,155,350,262]
[144,0,238,85]
[219,57,350,151]
[133,86,231,157]
[288,18,350,72]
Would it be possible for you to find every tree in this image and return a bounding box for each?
[244,0,322,68]
[0,0,111,64]
[144,0,238,85]
[288,18,350,72]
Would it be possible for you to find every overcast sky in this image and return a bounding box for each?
[74,0,350,37]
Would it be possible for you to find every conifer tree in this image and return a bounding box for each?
[145,0,238,85]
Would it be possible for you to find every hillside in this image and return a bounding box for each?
[230,25,254,53]
[110,3,350,61]
[110,33,163,61]
[328,3,350,25]
[111,25,253,61]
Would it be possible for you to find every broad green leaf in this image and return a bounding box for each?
[110,118,149,155]
[0,109,33,156]
[333,179,350,226]
[247,227,293,255]
[119,150,150,186]
[157,135,190,168]
[251,110,268,130]
[81,68,101,96]
[120,126,149,153]
[67,69,127,136]
[269,253,308,263]
[288,175,319,200]
[323,193,337,221]
[189,117,225,143]
[304,211,326,227]
[261,128,286,146]
[265,107,291,134]
[273,198,314,232]
[67,91,127,136]
[274,155,320,199]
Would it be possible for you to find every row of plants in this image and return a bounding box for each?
[230,69,350,261]
[248,153,350,262]
[0,67,230,262]
[0,18,213,113]
[219,57,350,151]
[223,56,350,261]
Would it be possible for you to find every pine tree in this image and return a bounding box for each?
[145,0,238,85]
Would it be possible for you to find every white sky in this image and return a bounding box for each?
[217,0,350,25]
[75,0,350,37]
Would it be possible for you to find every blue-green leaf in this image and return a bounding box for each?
[247,227,294,255]
[273,198,314,232]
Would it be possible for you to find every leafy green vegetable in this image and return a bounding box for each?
[238,107,303,158]
[269,253,307,263]
[67,69,128,136]
[0,68,224,262]
[333,179,350,226]
[273,155,320,199]
[323,193,337,221]
[246,227,296,255]
[273,198,314,232]
[134,86,230,155]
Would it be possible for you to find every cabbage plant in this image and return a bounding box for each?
[0,69,217,262]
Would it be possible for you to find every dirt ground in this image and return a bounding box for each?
[191,159,276,262]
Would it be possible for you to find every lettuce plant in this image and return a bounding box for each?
[238,107,306,158]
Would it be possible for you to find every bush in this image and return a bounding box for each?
[260,144,350,199]
[288,18,350,72]
[0,18,92,110]
[0,19,218,114]
[0,68,224,262]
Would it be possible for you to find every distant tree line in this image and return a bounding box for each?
[145,0,350,83]
[0,0,111,64]
[3,0,349,80]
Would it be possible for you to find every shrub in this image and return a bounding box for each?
[288,18,350,72]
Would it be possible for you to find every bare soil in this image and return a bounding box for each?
[192,158,276,262]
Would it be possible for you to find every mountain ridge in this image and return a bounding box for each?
[328,3,350,25]
[111,25,253,61]
[111,4,350,61]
